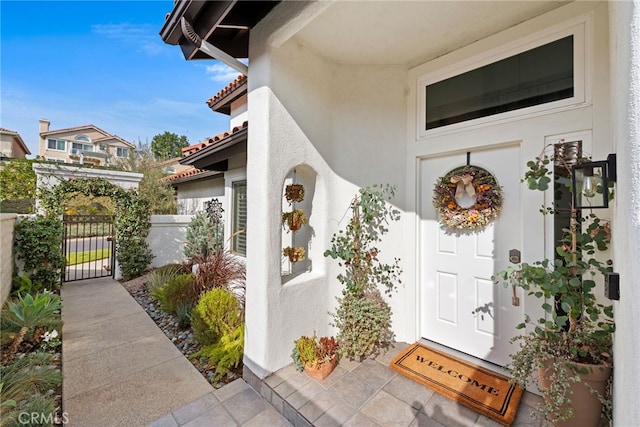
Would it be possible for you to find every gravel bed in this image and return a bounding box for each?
[125,281,242,388]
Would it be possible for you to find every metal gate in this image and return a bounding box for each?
[63,215,115,282]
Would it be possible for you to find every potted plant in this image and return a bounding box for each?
[281,209,308,231]
[291,334,339,380]
[494,146,614,426]
[285,183,305,204]
[324,184,402,360]
[283,246,305,263]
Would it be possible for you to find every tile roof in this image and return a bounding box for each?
[181,121,248,157]
[164,167,204,182]
[0,127,19,134]
[206,74,247,108]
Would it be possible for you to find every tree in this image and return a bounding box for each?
[151,131,189,160]
[116,143,178,214]
[0,159,37,213]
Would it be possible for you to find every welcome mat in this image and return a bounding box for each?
[390,343,523,426]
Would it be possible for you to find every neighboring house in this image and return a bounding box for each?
[165,76,248,256]
[38,119,135,166]
[154,156,193,176]
[0,127,31,159]
[161,2,640,425]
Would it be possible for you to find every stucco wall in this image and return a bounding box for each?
[246,0,617,380]
[609,1,640,425]
[0,214,17,306]
[247,5,407,377]
[177,176,225,215]
[147,215,193,268]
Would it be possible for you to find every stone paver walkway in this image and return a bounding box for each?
[63,277,543,426]
[61,277,290,427]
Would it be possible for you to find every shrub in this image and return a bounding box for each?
[14,216,65,292]
[332,289,394,360]
[191,250,246,306]
[190,288,245,381]
[192,324,244,382]
[324,184,401,360]
[150,273,195,314]
[0,352,62,425]
[190,309,218,346]
[184,211,224,259]
[175,302,193,328]
[1,292,63,362]
[147,264,184,295]
[192,288,243,340]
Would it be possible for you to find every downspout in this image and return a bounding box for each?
[180,17,248,75]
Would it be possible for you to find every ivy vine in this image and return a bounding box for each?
[38,178,153,280]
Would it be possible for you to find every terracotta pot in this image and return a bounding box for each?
[285,184,305,203]
[304,356,337,380]
[288,252,301,263]
[288,216,301,231]
[538,359,612,427]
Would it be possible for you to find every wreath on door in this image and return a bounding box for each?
[433,165,503,232]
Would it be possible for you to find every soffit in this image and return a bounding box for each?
[293,1,569,67]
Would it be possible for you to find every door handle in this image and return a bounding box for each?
[509,249,521,264]
[509,249,521,306]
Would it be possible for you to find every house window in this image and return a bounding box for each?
[46,157,66,163]
[71,142,93,154]
[232,181,247,256]
[116,147,129,158]
[425,35,574,130]
[47,138,66,151]
[75,135,91,142]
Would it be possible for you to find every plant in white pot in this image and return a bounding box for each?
[494,146,614,426]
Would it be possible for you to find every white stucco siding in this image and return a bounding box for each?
[245,0,623,381]
[247,12,409,376]
[609,1,640,425]
[176,176,225,215]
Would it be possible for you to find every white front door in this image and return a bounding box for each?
[419,143,524,367]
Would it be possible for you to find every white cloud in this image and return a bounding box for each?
[92,23,167,56]
[205,62,247,83]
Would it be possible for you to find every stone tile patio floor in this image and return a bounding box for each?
[149,342,545,427]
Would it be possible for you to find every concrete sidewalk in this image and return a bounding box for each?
[61,277,289,427]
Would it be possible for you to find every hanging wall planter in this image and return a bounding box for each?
[285,184,305,204]
[283,246,306,263]
[282,209,308,231]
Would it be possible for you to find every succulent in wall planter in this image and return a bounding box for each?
[291,334,339,380]
[281,209,308,231]
[285,184,305,204]
[283,246,305,263]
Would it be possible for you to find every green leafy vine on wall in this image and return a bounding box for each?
[38,177,153,280]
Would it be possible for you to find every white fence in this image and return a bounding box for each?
[0,214,18,306]
[145,215,193,272]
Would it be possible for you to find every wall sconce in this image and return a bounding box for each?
[572,154,616,209]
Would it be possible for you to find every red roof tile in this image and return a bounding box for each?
[206,74,247,108]
[181,121,248,157]
[164,167,205,182]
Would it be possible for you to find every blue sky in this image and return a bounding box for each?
[1,0,241,157]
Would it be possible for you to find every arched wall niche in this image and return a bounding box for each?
[281,164,317,282]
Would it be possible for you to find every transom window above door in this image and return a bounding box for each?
[418,18,588,136]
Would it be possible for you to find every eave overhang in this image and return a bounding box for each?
[180,127,247,171]
[167,170,224,186]
[160,0,280,61]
